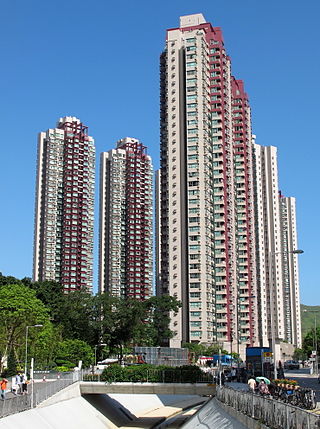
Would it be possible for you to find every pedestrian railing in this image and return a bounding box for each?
[0,371,81,419]
[216,385,320,429]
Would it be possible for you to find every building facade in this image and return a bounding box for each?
[158,13,258,350]
[253,144,302,351]
[33,117,95,292]
[253,144,284,350]
[279,195,302,347]
[99,137,153,299]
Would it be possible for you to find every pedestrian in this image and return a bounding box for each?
[231,368,236,381]
[11,375,18,395]
[15,372,22,394]
[247,377,256,392]
[21,373,28,395]
[259,380,270,396]
[1,377,8,400]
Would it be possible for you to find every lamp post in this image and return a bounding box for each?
[314,315,318,375]
[25,324,43,376]
[269,249,303,379]
[94,343,107,367]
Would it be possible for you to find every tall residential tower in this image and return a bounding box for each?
[33,117,95,292]
[99,137,153,299]
[158,14,258,351]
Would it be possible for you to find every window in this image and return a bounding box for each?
[190,292,200,298]
[189,245,200,251]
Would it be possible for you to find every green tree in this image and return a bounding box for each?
[5,347,17,377]
[29,280,65,323]
[293,348,307,362]
[0,283,49,372]
[206,344,229,356]
[92,294,148,361]
[54,289,95,344]
[32,324,62,370]
[182,342,208,362]
[302,327,320,357]
[0,272,22,287]
[108,298,145,361]
[55,339,94,368]
[143,296,182,346]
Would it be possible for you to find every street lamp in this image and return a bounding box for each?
[94,343,107,367]
[269,249,303,379]
[25,324,43,376]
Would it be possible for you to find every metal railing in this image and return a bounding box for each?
[216,385,320,429]
[0,371,80,419]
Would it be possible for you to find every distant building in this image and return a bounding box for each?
[279,194,302,348]
[253,144,302,349]
[99,137,153,299]
[33,117,95,292]
[253,144,282,348]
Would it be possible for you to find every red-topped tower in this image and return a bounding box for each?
[157,14,258,353]
[33,117,95,292]
[99,137,153,299]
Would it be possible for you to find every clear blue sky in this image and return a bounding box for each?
[0,0,319,304]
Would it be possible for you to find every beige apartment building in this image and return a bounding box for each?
[157,13,302,357]
[254,144,302,353]
[158,13,258,352]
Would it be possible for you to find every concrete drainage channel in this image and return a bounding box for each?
[105,395,209,429]
[152,401,207,428]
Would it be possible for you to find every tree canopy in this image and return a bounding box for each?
[0,273,184,372]
[0,283,49,372]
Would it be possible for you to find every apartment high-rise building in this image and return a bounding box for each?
[279,194,302,348]
[253,144,302,352]
[33,117,95,292]
[99,137,153,299]
[158,13,258,350]
[253,144,283,349]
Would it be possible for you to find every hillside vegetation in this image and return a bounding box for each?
[301,304,320,338]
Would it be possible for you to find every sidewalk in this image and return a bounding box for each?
[225,381,249,391]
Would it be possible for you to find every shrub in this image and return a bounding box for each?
[54,365,72,372]
[100,364,205,383]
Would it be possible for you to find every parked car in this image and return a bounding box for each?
[284,360,300,370]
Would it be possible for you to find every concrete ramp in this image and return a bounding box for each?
[0,394,207,429]
[181,397,248,429]
[0,396,115,429]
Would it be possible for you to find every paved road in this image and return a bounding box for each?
[284,369,320,402]
[225,369,320,403]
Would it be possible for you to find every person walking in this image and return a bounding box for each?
[1,377,8,400]
[259,380,270,396]
[247,377,256,392]
[11,375,18,395]
[21,373,28,395]
[15,372,23,394]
